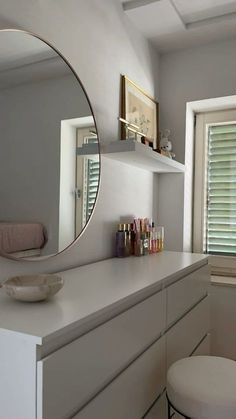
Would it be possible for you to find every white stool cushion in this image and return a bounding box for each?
[167,356,236,419]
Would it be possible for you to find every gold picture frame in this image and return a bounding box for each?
[121,75,159,149]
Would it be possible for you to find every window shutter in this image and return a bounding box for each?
[207,123,236,254]
[86,158,99,220]
[82,136,99,224]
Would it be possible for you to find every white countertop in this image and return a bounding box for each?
[0,251,208,345]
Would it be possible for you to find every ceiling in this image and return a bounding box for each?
[122,0,236,52]
[0,31,57,71]
[0,31,71,89]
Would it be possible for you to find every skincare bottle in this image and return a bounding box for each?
[142,232,149,255]
[125,223,132,256]
[130,223,135,255]
[115,224,127,257]
[134,218,143,256]
[144,218,151,253]
[134,231,143,256]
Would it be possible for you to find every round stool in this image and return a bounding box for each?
[166,356,236,419]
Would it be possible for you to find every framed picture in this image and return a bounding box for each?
[121,75,159,149]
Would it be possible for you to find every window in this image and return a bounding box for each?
[207,123,236,255]
[193,109,236,275]
[82,136,99,226]
[76,127,99,235]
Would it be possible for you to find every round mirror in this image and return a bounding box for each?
[0,30,100,260]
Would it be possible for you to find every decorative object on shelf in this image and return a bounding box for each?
[118,117,144,142]
[1,274,64,302]
[118,118,153,148]
[160,129,175,159]
[120,75,159,150]
[141,136,153,148]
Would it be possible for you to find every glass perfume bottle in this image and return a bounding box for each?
[156,226,164,252]
[116,224,128,257]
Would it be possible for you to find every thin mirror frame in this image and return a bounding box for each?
[0,28,101,262]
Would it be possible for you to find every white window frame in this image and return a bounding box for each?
[193,109,236,276]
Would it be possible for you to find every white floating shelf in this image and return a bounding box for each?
[77,143,99,156]
[101,140,185,173]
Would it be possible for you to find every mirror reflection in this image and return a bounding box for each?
[0,30,100,259]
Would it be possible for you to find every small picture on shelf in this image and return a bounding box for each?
[120,75,159,150]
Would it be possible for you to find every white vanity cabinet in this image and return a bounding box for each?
[0,251,210,419]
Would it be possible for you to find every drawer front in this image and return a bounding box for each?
[74,336,166,419]
[37,290,166,419]
[167,264,210,327]
[144,392,167,419]
[192,333,211,356]
[166,296,209,369]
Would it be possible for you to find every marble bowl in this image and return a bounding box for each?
[2,274,64,302]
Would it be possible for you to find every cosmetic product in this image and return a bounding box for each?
[130,217,162,256]
[142,232,149,255]
[156,226,164,251]
[143,218,150,253]
[134,236,143,256]
[115,223,128,257]
[147,220,153,253]
[130,223,135,255]
[151,222,156,253]
[134,218,143,256]
[134,230,143,256]
[155,235,158,253]
[125,223,132,256]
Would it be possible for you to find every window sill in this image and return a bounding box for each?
[211,275,236,288]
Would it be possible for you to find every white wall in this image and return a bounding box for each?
[211,284,236,360]
[160,36,236,164]
[0,0,159,279]
[158,36,236,251]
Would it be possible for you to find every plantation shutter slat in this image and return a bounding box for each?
[207,124,236,254]
[85,136,99,220]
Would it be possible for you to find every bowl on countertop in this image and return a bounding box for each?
[1,274,64,302]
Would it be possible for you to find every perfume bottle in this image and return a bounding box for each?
[125,223,132,256]
[156,226,164,252]
[130,223,136,255]
[134,231,143,256]
[151,222,156,253]
[115,224,128,257]
[142,232,149,255]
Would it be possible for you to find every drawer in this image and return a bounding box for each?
[74,335,166,419]
[144,392,167,419]
[37,290,166,419]
[166,296,209,369]
[167,264,210,327]
[192,333,211,356]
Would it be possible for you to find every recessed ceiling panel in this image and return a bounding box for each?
[125,0,184,38]
[122,0,236,52]
[151,16,236,52]
[174,0,236,23]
